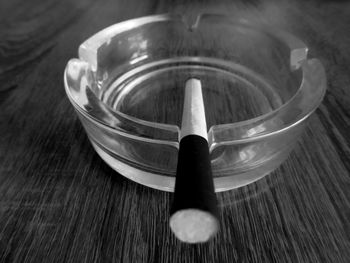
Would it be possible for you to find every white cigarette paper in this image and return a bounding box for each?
[180,78,208,140]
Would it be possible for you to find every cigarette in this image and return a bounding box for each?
[170,78,219,243]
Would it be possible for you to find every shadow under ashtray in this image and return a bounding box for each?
[217,167,285,208]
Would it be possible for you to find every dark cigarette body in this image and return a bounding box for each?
[170,134,219,227]
[170,79,219,243]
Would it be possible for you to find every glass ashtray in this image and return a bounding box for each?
[64,14,326,192]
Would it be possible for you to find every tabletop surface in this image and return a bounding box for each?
[1,0,350,262]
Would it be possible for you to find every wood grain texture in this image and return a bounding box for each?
[0,0,350,262]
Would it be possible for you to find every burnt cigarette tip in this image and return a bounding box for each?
[170,209,219,243]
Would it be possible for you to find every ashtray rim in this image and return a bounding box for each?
[64,13,327,146]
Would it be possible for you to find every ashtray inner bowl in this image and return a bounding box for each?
[108,58,283,127]
[64,14,326,191]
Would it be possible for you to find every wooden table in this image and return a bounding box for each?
[1,0,349,262]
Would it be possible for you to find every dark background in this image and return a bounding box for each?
[1,0,350,262]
